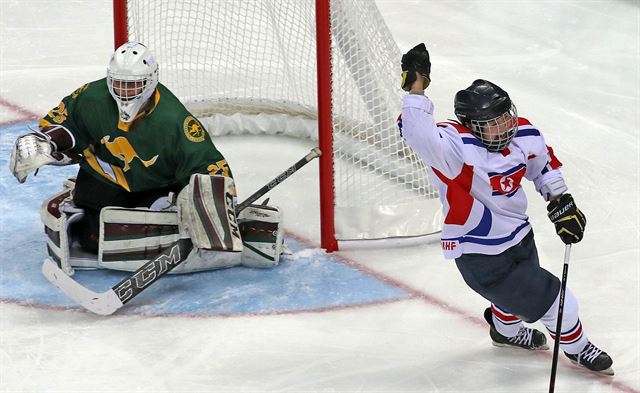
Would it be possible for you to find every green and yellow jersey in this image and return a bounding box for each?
[40,78,232,193]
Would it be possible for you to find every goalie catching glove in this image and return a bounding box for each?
[547,193,587,244]
[401,43,431,91]
[9,125,78,183]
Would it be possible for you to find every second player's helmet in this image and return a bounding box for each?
[454,79,518,152]
[107,42,159,123]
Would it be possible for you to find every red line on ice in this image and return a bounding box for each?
[0,97,39,126]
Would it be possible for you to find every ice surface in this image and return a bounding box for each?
[0,1,638,392]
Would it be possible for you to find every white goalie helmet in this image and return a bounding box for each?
[107,42,159,122]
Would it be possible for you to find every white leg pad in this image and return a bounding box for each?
[177,174,243,252]
[98,207,182,271]
[238,204,284,268]
[40,183,93,275]
[97,206,242,273]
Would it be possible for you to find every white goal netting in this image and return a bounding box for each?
[124,0,441,242]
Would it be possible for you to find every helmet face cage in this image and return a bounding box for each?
[108,75,147,102]
[106,42,158,122]
[469,103,518,152]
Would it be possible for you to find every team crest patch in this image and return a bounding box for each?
[488,164,526,198]
[183,116,206,142]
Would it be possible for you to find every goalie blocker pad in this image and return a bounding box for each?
[177,174,243,252]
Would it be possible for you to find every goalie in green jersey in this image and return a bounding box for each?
[9,42,285,275]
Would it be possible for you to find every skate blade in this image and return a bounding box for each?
[599,367,615,376]
[568,360,615,376]
[491,341,550,351]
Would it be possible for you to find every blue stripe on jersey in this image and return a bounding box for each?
[466,205,492,237]
[488,163,526,178]
[443,221,530,246]
[515,128,540,137]
[462,137,484,147]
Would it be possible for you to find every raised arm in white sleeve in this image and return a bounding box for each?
[401,94,464,179]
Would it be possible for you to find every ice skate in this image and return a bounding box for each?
[484,308,549,350]
[564,341,614,376]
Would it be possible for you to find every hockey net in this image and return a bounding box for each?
[115,0,441,250]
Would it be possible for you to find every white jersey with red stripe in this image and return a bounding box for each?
[400,94,565,259]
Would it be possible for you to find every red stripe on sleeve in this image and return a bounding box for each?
[437,121,472,134]
[546,145,563,169]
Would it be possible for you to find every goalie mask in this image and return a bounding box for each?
[107,42,159,123]
[454,79,518,152]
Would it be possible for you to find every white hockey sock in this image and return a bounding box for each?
[491,304,523,338]
[540,288,589,354]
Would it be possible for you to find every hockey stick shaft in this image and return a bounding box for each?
[43,147,322,315]
[548,244,571,393]
[235,147,321,212]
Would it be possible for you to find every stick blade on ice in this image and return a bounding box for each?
[42,258,122,315]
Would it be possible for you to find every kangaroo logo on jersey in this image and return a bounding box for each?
[488,164,526,197]
[183,116,206,142]
[101,136,158,172]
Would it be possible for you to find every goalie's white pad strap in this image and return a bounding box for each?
[238,204,284,268]
[177,174,242,252]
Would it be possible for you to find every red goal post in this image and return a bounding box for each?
[113,0,441,251]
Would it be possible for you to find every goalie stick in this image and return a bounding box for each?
[42,147,321,315]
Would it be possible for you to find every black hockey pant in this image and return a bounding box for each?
[454,230,561,323]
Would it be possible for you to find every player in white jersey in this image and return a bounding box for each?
[398,44,613,375]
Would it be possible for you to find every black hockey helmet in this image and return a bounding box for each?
[454,79,518,151]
